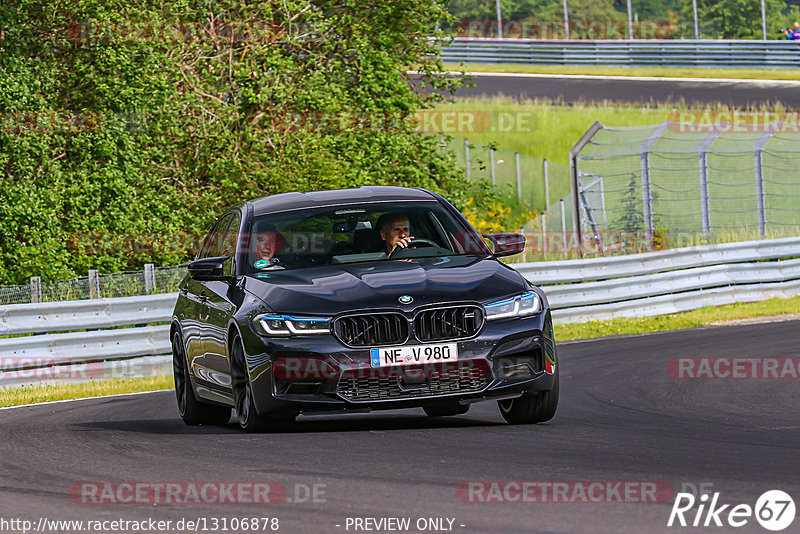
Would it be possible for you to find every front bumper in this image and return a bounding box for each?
[240,311,557,416]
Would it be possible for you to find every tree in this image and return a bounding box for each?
[679,0,788,38]
[0,0,473,283]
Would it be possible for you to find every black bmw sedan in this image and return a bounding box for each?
[171,186,558,432]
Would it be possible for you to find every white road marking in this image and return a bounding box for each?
[0,388,171,411]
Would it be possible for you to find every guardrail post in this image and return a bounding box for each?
[698,131,721,239]
[88,269,100,299]
[515,152,522,203]
[30,276,41,303]
[519,226,526,262]
[144,264,155,294]
[754,128,775,238]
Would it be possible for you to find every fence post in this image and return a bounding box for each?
[569,121,605,259]
[560,199,567,259]
[30,276,42,303]
[540,213,547,260]
[754,129,775,238]
[465,139,471,180]
[490,149,496,188]
[698,131,721,239]
[144,264,155,294]
[639,122,667,244]
[544,159,550,210]
[88,269,99,299]
[515,152,522,203]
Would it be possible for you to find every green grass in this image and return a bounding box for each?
[555,295,800,341]
[0,375,173,408]
[449,63,800,81]
[435,96,674,165]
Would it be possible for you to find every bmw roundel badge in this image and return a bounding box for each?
[398,295,414,304]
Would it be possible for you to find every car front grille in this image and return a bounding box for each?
[333,305,484,347]
[333,312,408,347]
[414,305,483,342]
[336,360,492,402]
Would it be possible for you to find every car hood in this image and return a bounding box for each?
[243,255,528,316]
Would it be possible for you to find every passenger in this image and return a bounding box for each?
[253,224,286,270]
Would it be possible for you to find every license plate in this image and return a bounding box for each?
[370,343,458,368]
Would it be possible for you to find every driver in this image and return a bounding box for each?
[377,212,415,259]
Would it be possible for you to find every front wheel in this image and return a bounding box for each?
[497,368,559,424]
[230,335,295,433]
[172,331,231,426]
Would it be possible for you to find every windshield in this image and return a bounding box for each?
[244,201,488,274]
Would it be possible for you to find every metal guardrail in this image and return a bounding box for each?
[3,237,800,387]
[0,293,177,335]
[1,294,176,388]
[513,237,800,322]
[440,38,800,69]
[516,237,800,285]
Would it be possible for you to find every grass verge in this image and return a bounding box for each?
[0,375,173,408]
[436,96,684,165]
[555,295,800,341]
[448,63,800,81]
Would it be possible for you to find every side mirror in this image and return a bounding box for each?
[482,233,525,257]
[188,256,230,281]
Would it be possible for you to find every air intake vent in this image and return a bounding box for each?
[333,313,408,347]
[414,306,483,342]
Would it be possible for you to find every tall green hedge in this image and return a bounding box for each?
[0,1,472,284]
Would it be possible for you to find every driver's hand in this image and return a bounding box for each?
[387,236,414,258]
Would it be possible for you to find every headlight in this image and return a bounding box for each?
[484,292,541,320]
[253,314,331,336]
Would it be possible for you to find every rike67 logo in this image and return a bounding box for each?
[668,490,795,531]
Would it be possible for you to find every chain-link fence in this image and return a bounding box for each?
[0,265,188,305]
[571,121,800,256]
[448,136,571,213]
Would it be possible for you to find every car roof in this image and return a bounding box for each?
[249,186,438,216]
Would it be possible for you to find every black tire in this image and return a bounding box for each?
[230,335,295,433]
[423,401,470,417]
[172,331,231,426]
[497,367,559,424]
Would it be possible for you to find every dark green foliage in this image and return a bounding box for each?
[0,1,478,283]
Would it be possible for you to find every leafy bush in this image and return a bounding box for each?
[0,0,485,284]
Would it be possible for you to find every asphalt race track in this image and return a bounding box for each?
[2,320,799,534]
[446,73,800,108]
